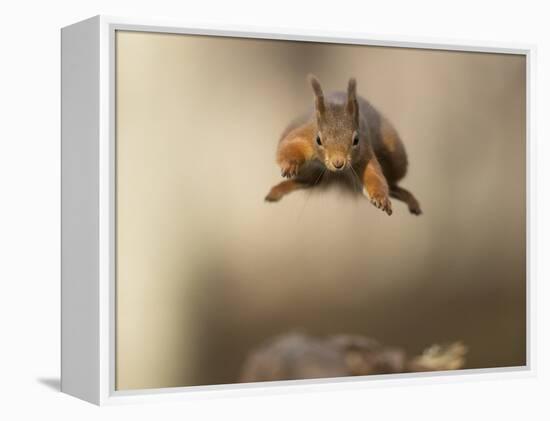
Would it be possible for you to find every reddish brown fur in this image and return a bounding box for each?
[265,75,421,216]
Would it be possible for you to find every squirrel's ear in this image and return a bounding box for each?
[308,74,325,114]
[347,77,358,118]
[347,78,357,100]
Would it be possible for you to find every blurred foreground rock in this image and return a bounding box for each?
[240,333,467,382]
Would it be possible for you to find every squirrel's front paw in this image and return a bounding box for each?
[280,160,301,178]
[364,188,392,216]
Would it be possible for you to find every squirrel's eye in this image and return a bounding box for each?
[316,134,322,146]
[352,132,360,146]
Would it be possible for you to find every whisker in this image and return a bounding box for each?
[297,168,326,221]
[348,165,362,194]
[343,168,355,194]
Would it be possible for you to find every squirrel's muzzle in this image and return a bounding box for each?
[331,157,346,170]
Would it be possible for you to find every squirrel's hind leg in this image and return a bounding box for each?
[389,185,422,215]
[265,180,310,202]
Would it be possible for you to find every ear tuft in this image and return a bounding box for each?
[347,77,357,101]
[308,74,325,113]
[308,74,323,97]
[347,77,358,118]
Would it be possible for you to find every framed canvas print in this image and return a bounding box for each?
[61,15,534,405]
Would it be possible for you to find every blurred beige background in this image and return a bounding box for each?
[115,31,526,390]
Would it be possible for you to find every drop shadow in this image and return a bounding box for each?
[37,377,61,392]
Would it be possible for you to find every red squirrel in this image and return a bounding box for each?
[265,75,421,215]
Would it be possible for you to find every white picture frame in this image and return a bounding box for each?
[61,15,536,405]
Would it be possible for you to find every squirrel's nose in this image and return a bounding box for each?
[332,158,345,170]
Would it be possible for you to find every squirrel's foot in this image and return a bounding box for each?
[280,160,301,178]
[363,187,392,216]
[409,203,422,215]
[389,185,422,216]
[265,188,283,202]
